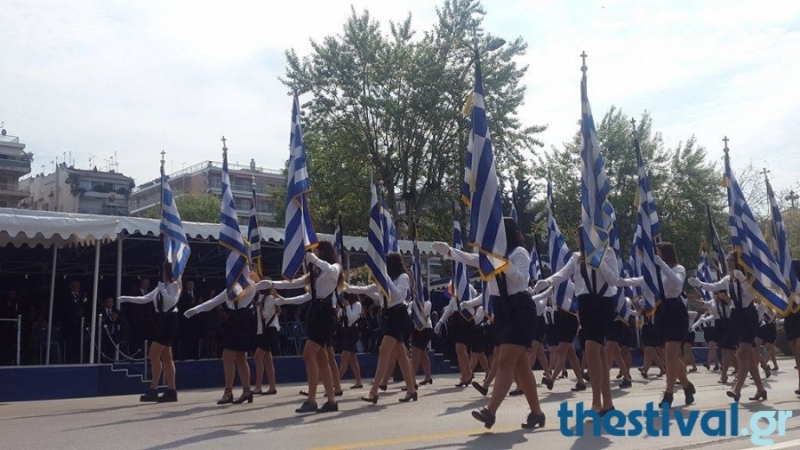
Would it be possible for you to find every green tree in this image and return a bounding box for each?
[143,192,220,224]
[282,0,544,239]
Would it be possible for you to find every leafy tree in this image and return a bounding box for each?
[142,192,220,224]
[282,0,544,239]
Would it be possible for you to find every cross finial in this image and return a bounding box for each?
[160,150,166,165]
[722,136,730,154]
[580,51,588,72]
[786,190,799,209]
[252,174,256,190]
[221,136,228,158]
[761,167,770,181]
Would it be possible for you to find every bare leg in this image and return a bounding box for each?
[254,348,266,392]
[162,347,177,390]
[486,344,526,414]
[315,347,336,404]
[234,352,250,394]
[585,340,609,411]
[326,346,342,393]
[393,342,417,395]
[421,349,432,381]
[664,341,689,394]
[149,343,165,390]
[303,341,322,405]
[264,351,277,391]
[455,343,472,383]
[368,336,399,398]
[514,350,544,415]
[222,349,236,391]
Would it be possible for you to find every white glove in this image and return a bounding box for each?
[255,279,273,291]
[732,269,745,282]
[275,297,286,306]
[432,242,451,256]
[533,279,550,294]
[434,322,442,334]
[184,309,198,319]
[304,252,318,265]
[688,277,701,288]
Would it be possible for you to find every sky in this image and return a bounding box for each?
[2,0,799,195]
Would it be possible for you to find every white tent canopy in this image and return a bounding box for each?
[0,208,435,254]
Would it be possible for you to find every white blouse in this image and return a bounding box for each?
[343,301,363,328]
[544,250,632,298]
[695,271,754,308]
[345,273,410,309]
[448,246,530,296]
[273,253,342,308]
[256,293,280,334]
[118,281,181,313]
[185,279,272,317]
[687,310,699,332]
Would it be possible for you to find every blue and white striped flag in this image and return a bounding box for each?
[547,173,578,314]
[381,199,399,254]
[466,48,508,279]
[220,146,252,300]
[334,213,344,264]
[366,179,390,306]
[695,241,713,301]
[461,129,475,206]
[282,94,319,279]
[410,225,426,330]
[707,203,728,278]
[724,146,791,314]
[529,236,542,282]
[634,132,662,310]
[609,206,628,318]
[510,202,519,224]
[160,174,190,281]
[630,228,644,298]
[579,59,613,270]
[766,174,800,307]
[453,218,473,320]
[248,188,262,277]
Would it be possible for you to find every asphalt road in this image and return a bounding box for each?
[1,357,799,450]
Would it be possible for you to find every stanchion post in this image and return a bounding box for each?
[144,340,149,381]
[16,315,22,366]
[97,314,103,364]
[80,316,85,364]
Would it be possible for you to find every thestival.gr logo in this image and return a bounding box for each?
[558,402,793,446]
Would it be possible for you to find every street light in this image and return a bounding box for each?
[486,38,506,52]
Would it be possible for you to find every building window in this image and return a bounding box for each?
[91,181,114,193]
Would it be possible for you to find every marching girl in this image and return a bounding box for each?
[534,234,637,415]
[346,253,418,404]
[754,301,776,378]
[713,290,737,383]
[253,289,279,396]
[635,298,665,378]
[527,286,555,390]
[409,294,434,386]
[338,293,364,389]
[184,272,271,404]
[118,262,181,403]
[467,302,491,380]
[433,218,545,430]
[540,292,586,392]
[689,251,766,401]
[698,312,719,370]
[606,296,633,389]
[435,283,478,388]
[271,241,342,414]
[789,260,800,396]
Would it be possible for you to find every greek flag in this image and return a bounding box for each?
[381,199,399,254]
[220,148,252,300]
[547,173,578,314]
[248,189,262,277]
[622,258,635,299]
[609,206,628,318]
[334,213,344,264]
[724,147,790,314]
[529,236,542,282]
[629,229,644,298]
[766,174,800,305]
[634,132,662,310]
[466,49,508,279]
[410,224,426,330]
[707,203,728,278]
[160,174,190,280]
[579,60,613,270]
[453,218,472,320]
[695,241,713,301]
[461,129,475,206]
[366,179,390,306]
[282,94,319,279]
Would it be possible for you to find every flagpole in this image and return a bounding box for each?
[160,150,167,265]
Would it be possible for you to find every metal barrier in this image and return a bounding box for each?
[79,317,85,364]
[0,316,22,365]
[96,314,102,365]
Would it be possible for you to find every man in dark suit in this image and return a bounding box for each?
[61,281,90,364]
[101,295,128,362]
[176,280,198,359]
[123,278,153,358]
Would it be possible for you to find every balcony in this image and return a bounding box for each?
[0,158,32,175]
[0,188,29,201]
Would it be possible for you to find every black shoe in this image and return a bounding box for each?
[599,407,615,418]
[361,394,379,405]
[660,391,674,408]
[571,383,587,392]
[317,401,339,413]
[521,412,546,429]
[657,370,666,377]
[703,362,710,370]
[582,371,591,382]
[216,391,233,405]
[400,384,419,392]
[263,389,277,395]
[542,376,554,391]
[335,390,344,397]
[472,381,488,397]
[689,367,698,373]
[379,385,388,392]
[157,389,177,403]
[295,401,318,414]
[619,379,632,389]
[764,366,771,379]
[140,389,159,403]
[233,391,253,404]
[509,388,524,396]
[748,390,767,401]
[350,384,363,389]
[472,408,496,429]
[684,382,696,405]
[560,370,568,379]
[713,365,720,371]
[726,390,741,402]
[616,372,623,379]
[420,378,433,385]
[399,392,418,403]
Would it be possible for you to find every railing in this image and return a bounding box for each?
[0,158,32,170]
[133,161,284,193]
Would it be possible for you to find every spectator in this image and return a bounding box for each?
[123,278,153,358]
[101,295,128,362]
[61,281,90,364]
